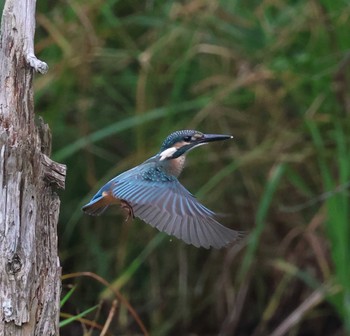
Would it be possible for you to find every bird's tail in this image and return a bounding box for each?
[82,195,110,216]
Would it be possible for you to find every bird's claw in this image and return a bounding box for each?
[120,200,134,222]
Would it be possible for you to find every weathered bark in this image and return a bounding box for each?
[0,1,66,335]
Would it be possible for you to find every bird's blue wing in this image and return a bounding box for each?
[113,166,241,249]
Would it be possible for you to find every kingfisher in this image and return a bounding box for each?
[82,130,241,249]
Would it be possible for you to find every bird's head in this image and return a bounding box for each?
[158,130,233,161]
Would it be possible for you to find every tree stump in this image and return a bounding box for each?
[0,0,66,335]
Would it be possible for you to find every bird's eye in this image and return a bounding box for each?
[183,136,191,142]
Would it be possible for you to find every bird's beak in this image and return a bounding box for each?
[171,133,233,158]
[201,134,233,144]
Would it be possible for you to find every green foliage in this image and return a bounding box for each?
[60,285,77,308]
[59,305,99,328]
[239,163,287,281]
[32,0,350,334]
[307,118,350,328]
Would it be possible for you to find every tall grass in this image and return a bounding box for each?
[33,0,350,334]
[307,118,350,330]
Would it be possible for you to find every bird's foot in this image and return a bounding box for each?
[120,200,134,222]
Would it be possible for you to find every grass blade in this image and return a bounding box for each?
[53,97,209,162]
[60,285,77,308]
[239,163,287,280]
[59,304,99,328]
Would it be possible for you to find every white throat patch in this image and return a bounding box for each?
[159,147,177,161]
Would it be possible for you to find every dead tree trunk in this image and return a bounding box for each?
[0,1,66,335]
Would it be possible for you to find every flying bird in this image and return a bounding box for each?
[82,130,241,248]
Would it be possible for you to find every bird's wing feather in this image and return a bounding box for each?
[112,166,241,248]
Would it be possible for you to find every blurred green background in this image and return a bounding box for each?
[31,0,350,334]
